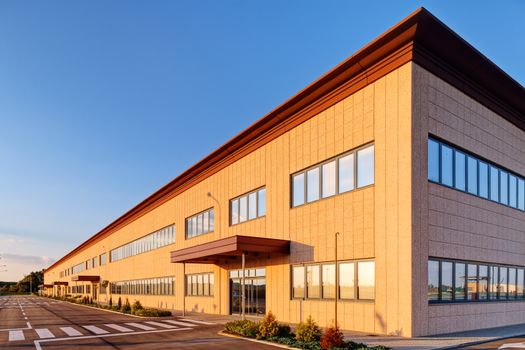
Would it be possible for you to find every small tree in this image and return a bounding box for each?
[257,311,279,339]
[320,321,344,349]
[295,315,321,343]
[121,298,131,313]
[117,297,122,310]
[131,300,143,314]
[109,297,113,308]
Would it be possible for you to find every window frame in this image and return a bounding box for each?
[185,209,214,239]
[229,186,267,226]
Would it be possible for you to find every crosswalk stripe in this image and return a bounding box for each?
[105,324,133,332]
[60,327,83,336]
[179,318,215,325]
[163,320,196,327]
[35,328,55,339]
[9,330,24,341]
[125,322,156,331]
[145,321,177,329]
[82,325,109,334]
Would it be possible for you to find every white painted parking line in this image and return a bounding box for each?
[60,327,83,336]
[104,324,133,332]
[145,321,177,329]
[179,318,215,325]
[125,322,155,331]
[36,328,55,339]
[9,330,25,341]
[82,325,109,334]
[163,320,196,327]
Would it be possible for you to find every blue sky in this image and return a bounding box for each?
[1,0,524,281]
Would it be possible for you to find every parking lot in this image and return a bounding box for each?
[0,295,275,349]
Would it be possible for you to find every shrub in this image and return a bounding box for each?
[121,298,131,313]
[224,320,259,338]
[320,322,344,349]
[117,297,122,310]
[134,308,172,317]
[277,323,291,337]
[109,297,113,308]
[131,300,143,314]
[296,316,321,343]
[257,311,279,339]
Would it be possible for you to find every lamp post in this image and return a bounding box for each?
[207,192,222,315]
[334,232,340,328]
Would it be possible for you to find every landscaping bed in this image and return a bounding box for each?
[46,295,172,317]
[223,312,390,350]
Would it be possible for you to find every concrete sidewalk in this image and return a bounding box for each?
[177,312,525,350]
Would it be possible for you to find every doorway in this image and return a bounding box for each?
[229,268,266,316]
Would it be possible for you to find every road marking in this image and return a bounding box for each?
[104,324,133,332]
[9,330,24,341]
[499,343,525,349]
[163,320,196,327]
[34,328,192,350]
[180,318,216,325]
[82,325,109,334]
[125,322,156,331]
[35,328,55,339]
[60,327,83,336]
[145,321,177,329]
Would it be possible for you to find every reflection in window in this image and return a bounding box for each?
[322,161,336,198]
[479,162,489,199]
[500,171,509,205]
[509,268,517,299]
[239,196,248,223]
[258,188,266,217]
[322,264,336,299]
[293,174,305,207]
[357,145,374,188]
[358,261,375,300]
[441,262,453,301]
[338,154,355,193]
[479,265,488,300]
[307,168,320,203]
[518,269,525,298]
[519,179,525,210]
[231,199,239,225]
[441,145,453,186]
[292,266,305,299]
[510,175,518,208]
[428,260,439,301]
[500,267,508,299]
[490,266,499,300]
[490,166,499,202]
[306,265,320,298]
[186,209,214,239]
[339,262,355,299]
[455,263,466,300]
[455,151,466,191]
[467,156,478,195]
[467,264,478,301]
[428,139,440,182]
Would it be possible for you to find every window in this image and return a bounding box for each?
[455,263,466,301]
[479,265,488,300]
[509,268,517,299]
[293,174,305,207]
[518,269,525,298]
[339,262,355,299]
[357,261,375,300]
[490,166,499,202]
[490,265,499,300]
[441,261,453,301]
[110,225,175,262]
[467,264,478,301]
[322,161,336,198]
[110,277,175,295]
[292,144,374,207]
[292,260,372,301]
[357,145,374,188]
[454,151,466,191]
[429,138,525,212]
[338,154,355,193]
[292,266,305,299]
[479,162,489,198]
[185,273,214,296]
[428,139,440,182]
[230,187,266,226]
[500,267,508,299]
[100,253,107,266]
[322,264,336,299]
[186,209,213,239]
[92,257,97,268]
[306,265,320,298]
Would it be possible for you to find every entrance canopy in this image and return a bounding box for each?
[71,275,100,282]
[53,281,68,286]
[170,235,290,264]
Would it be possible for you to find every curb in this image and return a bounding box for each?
[432,334,525,350]
[218,331,297,349]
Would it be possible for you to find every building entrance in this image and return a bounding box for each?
[229,268,266,315]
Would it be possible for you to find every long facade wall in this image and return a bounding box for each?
[413,63,525,335]
[44,62,414,335]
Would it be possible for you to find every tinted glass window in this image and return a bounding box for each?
[338,154,355,193]
[500,170,509,205]
[357,261,375,300]
[490,166,499,202]
[307,168,320,203]
[509,268,517,299]
[292,266,305,299]
[467,264,478,301]
[479,265,488,300]
[509,175,518,208]
[500,267,508,299]
[519,179,525,211]
[479,162,489,199]
[306,265,320,298]
[357,145,374,188]
[441,261,453,301]
[467,156,478,195]
[322,161,336,198]
[455,263,466,300]
[293,174,305,206]
[248,192,257,220]
[454,151,466,191]
[258,188,266,217]
[428,139,440,182]
[441,145,453,186]
[339,262,355,299]
[239,196,247,222]
[490,266,499,300]
[322,264,336,299]
[428,260,439,301]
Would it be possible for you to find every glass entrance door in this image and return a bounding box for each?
[229,268,266,316]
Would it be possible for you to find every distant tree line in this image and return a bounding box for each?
[0,270,44,294]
